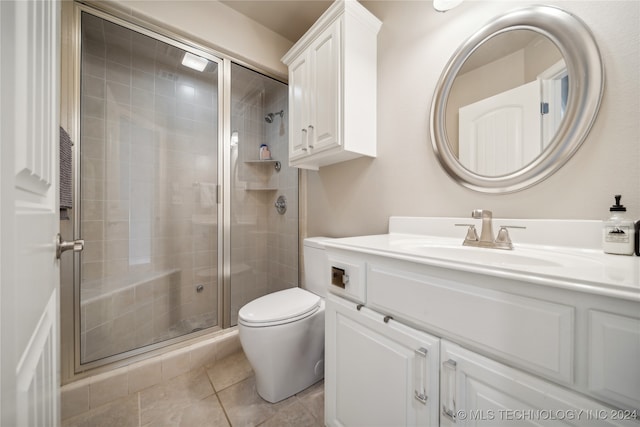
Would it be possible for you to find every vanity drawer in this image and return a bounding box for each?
[366,261,575,384]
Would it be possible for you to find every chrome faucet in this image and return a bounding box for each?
[472,209,494,245]
[456,210,525,250]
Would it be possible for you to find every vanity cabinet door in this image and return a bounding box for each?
[588,310,640,411]
[287,21,339,162]
[288,53,310,161]
[307,19,340,154]
[440,340,638,427]
[326,294,440,427]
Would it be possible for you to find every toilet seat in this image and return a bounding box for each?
[238,287,321,327]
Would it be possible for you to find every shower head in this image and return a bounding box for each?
[264,110,284,123]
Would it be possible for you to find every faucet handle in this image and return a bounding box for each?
[494,225,526,249]
[455,223,479,244]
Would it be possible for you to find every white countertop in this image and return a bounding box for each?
[322,217,640,302]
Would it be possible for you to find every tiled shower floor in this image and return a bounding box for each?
[62,351,325,427]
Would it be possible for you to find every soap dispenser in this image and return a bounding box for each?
[603,195,634,255]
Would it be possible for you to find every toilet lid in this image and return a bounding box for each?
[238,288,320,326]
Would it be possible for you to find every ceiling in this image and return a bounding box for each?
[220,0,333,42]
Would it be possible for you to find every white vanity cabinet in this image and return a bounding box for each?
[281,0,381,170]
[325,293,440,427]
[440,340,637,427]
[323,226,640,427]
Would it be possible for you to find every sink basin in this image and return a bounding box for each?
[401,244,563,267]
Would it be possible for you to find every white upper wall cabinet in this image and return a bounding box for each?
[282,0,381,170]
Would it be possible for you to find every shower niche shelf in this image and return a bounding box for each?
[244,159,277,164]
[243,183,278,191]
[242,159,281,191]
[244,159,282,172]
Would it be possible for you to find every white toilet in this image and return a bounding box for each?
[238,237,329,403]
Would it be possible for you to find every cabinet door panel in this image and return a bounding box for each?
[588,310,640,410]
[309,20,340,153]
[288,54,309,160]
[441,340,637,427]
[326,295,439,426]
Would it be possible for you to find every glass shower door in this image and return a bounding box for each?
[228,63,297,326]
[79,12,221,364]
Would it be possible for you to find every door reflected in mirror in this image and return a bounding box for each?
[430,5,604,193]
[446,30,567,176]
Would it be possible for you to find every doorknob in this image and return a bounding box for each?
[56,233,84,259]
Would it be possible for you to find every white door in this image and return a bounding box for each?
[326,295,440,427]
[1,1,61,425]
[459,80,541,175]
[440,340,636,427]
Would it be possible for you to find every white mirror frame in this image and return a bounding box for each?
[431,5,604,193]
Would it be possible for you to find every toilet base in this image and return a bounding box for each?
[239,302,325,403]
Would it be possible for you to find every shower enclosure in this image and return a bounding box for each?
[229,64,298,326]
[65,4,296,374]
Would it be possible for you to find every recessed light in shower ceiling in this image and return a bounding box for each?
[181,52,208,72]
[433,0,464,12]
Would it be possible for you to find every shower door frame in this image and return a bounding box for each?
[62,1,288,381]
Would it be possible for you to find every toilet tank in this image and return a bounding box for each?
[303,237,332,297]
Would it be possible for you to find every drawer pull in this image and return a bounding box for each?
[414,347,428,405]
[442,359,457,421]
[356,304,364,311]
[383,315,393,323]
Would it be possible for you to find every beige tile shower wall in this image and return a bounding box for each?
[266,92,298,293]
[307,0,640,238]
[80,14,219,362]
[80,270,181,362]
[230,89,268,322]
[229,67,296,324]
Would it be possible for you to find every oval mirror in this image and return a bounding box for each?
[431,6,604,193]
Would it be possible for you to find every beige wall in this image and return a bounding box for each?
[98,0,639,239]
[306,0,640,238]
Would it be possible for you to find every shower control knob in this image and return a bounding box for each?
[56,233,84,259]
[274,195,287,215]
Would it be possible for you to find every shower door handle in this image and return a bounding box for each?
[56,233,84,259]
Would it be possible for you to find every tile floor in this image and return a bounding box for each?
[62,351,325,427]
